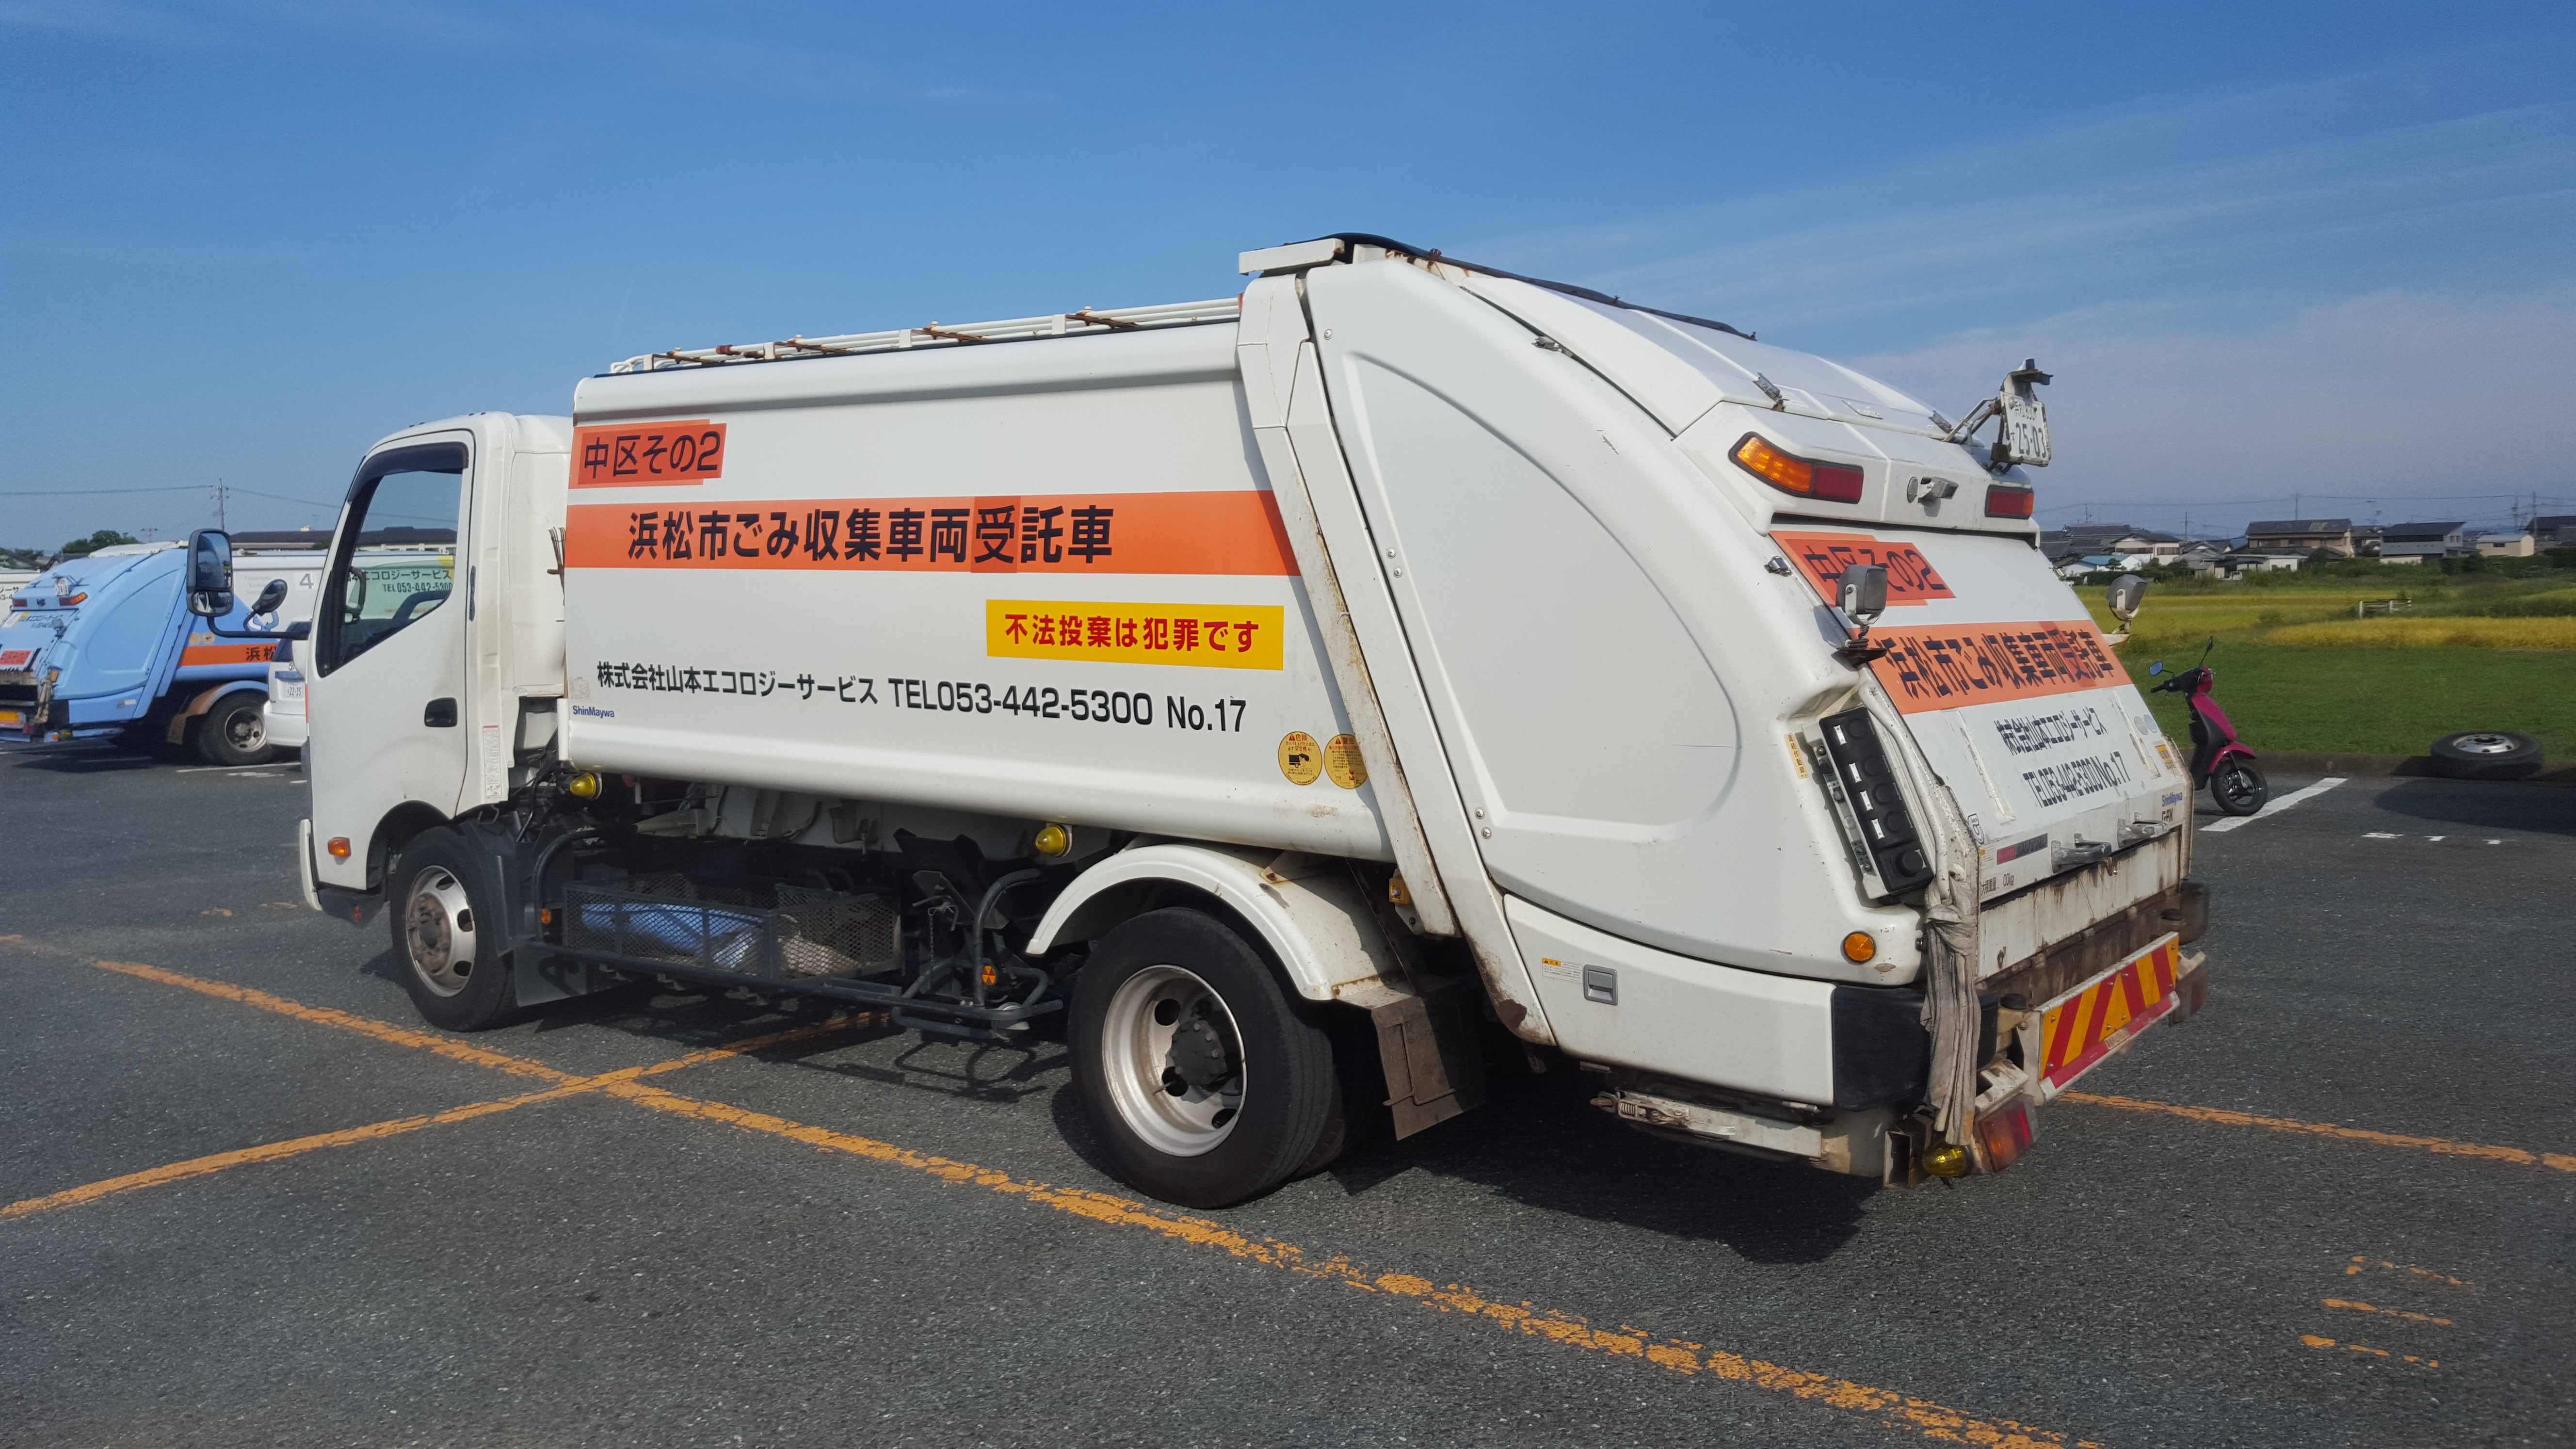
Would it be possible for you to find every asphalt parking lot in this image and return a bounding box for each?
[3,745,2570,1449]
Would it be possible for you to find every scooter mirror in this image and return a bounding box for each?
[2106,574,2149,623]
[2148,661,2164,676]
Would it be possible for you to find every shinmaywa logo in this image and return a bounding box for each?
[570,705,616,719]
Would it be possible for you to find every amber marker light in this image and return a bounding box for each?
[566,771,602,799]
[1031,823,1071,859]
[1840,932,1877,964]
[326,837,351,859]
[1921,1142,1970,1177]
[1729,433,1864,503]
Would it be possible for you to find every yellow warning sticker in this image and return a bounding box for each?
[986,600,1285,671]
[1278,731,1323,785]
[1323,733,1367,789]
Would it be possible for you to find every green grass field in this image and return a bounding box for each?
[2074,571,2576,759]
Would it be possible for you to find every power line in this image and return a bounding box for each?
[0,483,340,507]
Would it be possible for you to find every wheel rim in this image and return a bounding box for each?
[1100,965,1245,1158]
[404,866,477,997]
[2216,765,2262,810]
[2450,733,2516,755]
[226,707,264,751]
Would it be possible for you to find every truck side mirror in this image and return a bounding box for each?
[185,530,234,617]
[2106,574,2149,622]
[248,578,290,618]
[1836,564,1888,626]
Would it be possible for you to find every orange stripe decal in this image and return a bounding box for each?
[1867,619,2131,714]
[565,491,1298,576]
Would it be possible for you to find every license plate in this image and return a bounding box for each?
[0,708,19,725]
[2026,934,2184,1097]
[280,682,305,701]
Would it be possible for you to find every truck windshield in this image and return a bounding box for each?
[318,448,466,675]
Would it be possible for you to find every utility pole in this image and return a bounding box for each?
[213,479,228,533]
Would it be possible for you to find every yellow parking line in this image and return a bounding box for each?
[600,1078,2093,1448]
[2060,1091,2576,1171]
[1,1015,864,1221]
[87,959,577,1083]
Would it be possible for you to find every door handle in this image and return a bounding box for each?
[423,698,457,728]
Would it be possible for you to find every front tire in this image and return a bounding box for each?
[1070,908,1337,1208]
[2211,757,2269,816]
[195,693,274,766]
[388,829,515,1031]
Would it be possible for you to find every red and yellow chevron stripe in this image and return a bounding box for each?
[2036,936,2183,1094]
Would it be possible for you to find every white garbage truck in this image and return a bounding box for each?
[268,235,2209,1207]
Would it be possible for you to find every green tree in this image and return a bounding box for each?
[58,530,140,558]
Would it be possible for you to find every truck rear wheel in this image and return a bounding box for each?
[1070,908,1337,1208]
[389,829,515,1031]
[194,693,273,767]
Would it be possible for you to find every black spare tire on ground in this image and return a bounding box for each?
[2429,731,2543,781]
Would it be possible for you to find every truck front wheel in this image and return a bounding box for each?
[389,830,515,1031]
[1071,908,1338,1208]
[195,693,274,767]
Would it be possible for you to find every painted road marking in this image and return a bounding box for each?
[2362,833,2506,844]
[2300,1335,2438,1368]
[0,1016,865,1221]
[2198,775,2345,833]
[2323,1298,2452,1326]
[2061,1091,2576,1170]
[7,947,2092,1448]
[2346,1256,2475,1288]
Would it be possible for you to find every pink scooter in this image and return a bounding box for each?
[2149,640,2268,816]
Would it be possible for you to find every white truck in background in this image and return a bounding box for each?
[251,235,2209,1207]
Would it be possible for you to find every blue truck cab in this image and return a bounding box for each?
[0,540,326,765]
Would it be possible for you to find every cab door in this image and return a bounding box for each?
[307,436,472,890]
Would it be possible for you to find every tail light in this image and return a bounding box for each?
[1974,1101,2033,1172]
[1731,434,1864,503]
[1984,485,2035,518]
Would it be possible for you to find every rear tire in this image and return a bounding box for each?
[195,693,274,766]
[1070,908,1336,1208]
[2429,730,2542,780]
[2211,757,2269,816]
[388,829,515,1031]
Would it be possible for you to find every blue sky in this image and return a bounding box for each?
[2,0,2569,548]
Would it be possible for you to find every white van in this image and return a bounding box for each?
[276,236,2207,1207]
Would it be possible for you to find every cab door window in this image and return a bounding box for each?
[317,442,467,676]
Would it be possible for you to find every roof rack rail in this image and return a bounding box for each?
[1245,232,1754,341]
[607,297,1241,375]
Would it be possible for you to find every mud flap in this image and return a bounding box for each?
[1350,976,1490,1139]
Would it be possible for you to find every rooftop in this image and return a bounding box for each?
[2244,518,2352,533]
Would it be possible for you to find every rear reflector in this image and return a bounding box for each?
[1731,433,1865,504]
[1975,1101,2034,1173]
[1984,485,2035,518]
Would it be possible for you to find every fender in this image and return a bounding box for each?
[165,679,265,744]
[1023,843,1402,1003]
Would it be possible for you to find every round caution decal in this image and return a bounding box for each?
[1323,733,1367,789]
[1277,731,1323,786]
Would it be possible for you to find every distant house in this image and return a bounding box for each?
[2212,552,2303,578]
[2176,541,2228,571]
[2352,525,2385,557]
[2470,531,2535,558]
[2056,523,2181,560]
[2531,516,2576,549]
[2378,522,2466,564]
[2244,518,2354,556]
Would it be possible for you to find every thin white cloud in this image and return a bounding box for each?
[1844,286,2576,532]
[0,0,220,44]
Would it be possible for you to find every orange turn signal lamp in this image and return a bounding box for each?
[1730,433,1864,504]
[326,836,351,859]
[1840,932,1876,964]
[1984,485,2036,519]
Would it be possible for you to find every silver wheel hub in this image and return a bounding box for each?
[1101,965,1244,1157]
[2452,733,2516,755]
[404,866,477,997]
[226,707,264,750]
